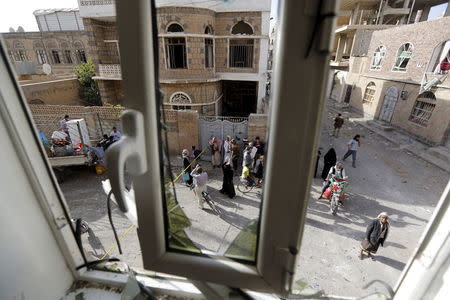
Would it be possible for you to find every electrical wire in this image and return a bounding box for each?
[107,190,123,255]
[75,258,120,271]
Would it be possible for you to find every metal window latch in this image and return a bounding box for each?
[107,109,148,213]
[276,246,299,293]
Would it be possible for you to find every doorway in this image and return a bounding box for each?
[379,86,399,123]
[343,84,352,103]
[222,81,257,117]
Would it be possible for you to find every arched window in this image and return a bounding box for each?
[169,92,192,110]
[409,92,436,126]
[12,41,27,62]
[370,45,386,70]
[167,23,184,33]
[73,41,87,64]
[231,21,253,35]
[393,43,413,71]
[165,23,187,68]
[204,25,213,35]
[431,40,450,74]
[362,82,376,103]
[229,21,254,68]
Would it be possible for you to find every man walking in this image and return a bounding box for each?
[190,164,208,209]
[110,126,122,142]
[333,113,344,137]
[343,134,360,168]
[242,146,253,167]
[359,212,390,261]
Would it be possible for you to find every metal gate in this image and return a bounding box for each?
[199,116,248,160]
[379,86,399,123]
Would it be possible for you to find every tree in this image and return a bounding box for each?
[74,60,102,106]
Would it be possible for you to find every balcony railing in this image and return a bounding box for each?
[80,0,115,6]
[98,64,121,79]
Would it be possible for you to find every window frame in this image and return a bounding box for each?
[111,0,337,296]
[370,45,386,70]
[51,50,61,64]
[392,43,413,72]
[165,37,187,69]
[36,49,48,64]
[64,50,73,64]
[408,92,436,127]
[204,38,214,68]
[362,82,376,103]
[229,38,254,68]
[0,39,85,275]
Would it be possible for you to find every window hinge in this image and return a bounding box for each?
[276,246,299,293]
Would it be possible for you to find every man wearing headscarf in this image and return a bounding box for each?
[359,212,390,260]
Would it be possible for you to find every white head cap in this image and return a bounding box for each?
[378,212,389,218]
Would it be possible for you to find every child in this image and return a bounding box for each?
[241,163,255,187]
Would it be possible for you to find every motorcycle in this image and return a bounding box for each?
[322,177,349,215]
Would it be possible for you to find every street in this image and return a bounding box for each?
[59,102,449,298]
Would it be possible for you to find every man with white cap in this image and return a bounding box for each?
[359,212,390,260]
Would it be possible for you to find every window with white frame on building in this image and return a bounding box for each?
[51,50,61,64]
[393,43,413,71]
[165,23,187,69]
[370,45,386,70]
[64,50,73,64]
[229,21,254,68]
[14,50,28,61]
[362,82,376,103]
[432,40,450,74]
[36,49,48,64]
[409,91,436,126]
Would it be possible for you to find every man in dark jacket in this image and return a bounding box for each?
[359,212,390,260]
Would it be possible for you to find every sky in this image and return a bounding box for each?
[0,0,78,33]
[428,2,448,21]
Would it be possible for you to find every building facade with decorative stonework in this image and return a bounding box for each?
[79,0,271,117]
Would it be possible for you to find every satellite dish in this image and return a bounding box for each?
[17,26,25,32]
[9,27,15,32]
[43,63,52,75]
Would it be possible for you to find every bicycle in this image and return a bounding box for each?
[237,178,255,194]
[190,184,220,215]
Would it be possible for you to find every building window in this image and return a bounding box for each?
[205,38,214,68]
[7,50,14,62]
[409,92,436,127]
[362,82,376,103]
[75,49,87,63]
[370,45,386,70]
[167,23,184,32]
[14,50,28,61]
[169,92,191,104]
[172,105,192,110]
[36,50,48,64]
[230,21,254,68]
[165,23,187,69]
[64,50,73,64]
[393,43,413,72]
[204,25,213,35]
[231,21,254,35]
[431,40,450,74]
[51,50,61,64]
[229,39,254,68]
[166,38,187,69]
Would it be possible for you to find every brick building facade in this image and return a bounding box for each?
[80,0,271,117]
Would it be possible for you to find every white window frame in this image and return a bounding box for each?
[1,1,450,299]
[0,39,84,274]
[362,82,376,103]
[392,43,413,72]
[370,45,386,70]
[108,0,336,296]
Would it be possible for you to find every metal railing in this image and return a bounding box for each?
[199,116,248,123]
[229,40,254,68]
[80,0,115,6]
[98,64,122,78]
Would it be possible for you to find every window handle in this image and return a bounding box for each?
[107,109,148,213]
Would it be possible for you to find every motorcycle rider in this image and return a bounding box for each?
[318,161,347,204]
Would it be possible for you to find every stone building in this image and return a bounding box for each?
[2,9,90,77]
[78,0,271,117]
[329,0,450,148]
